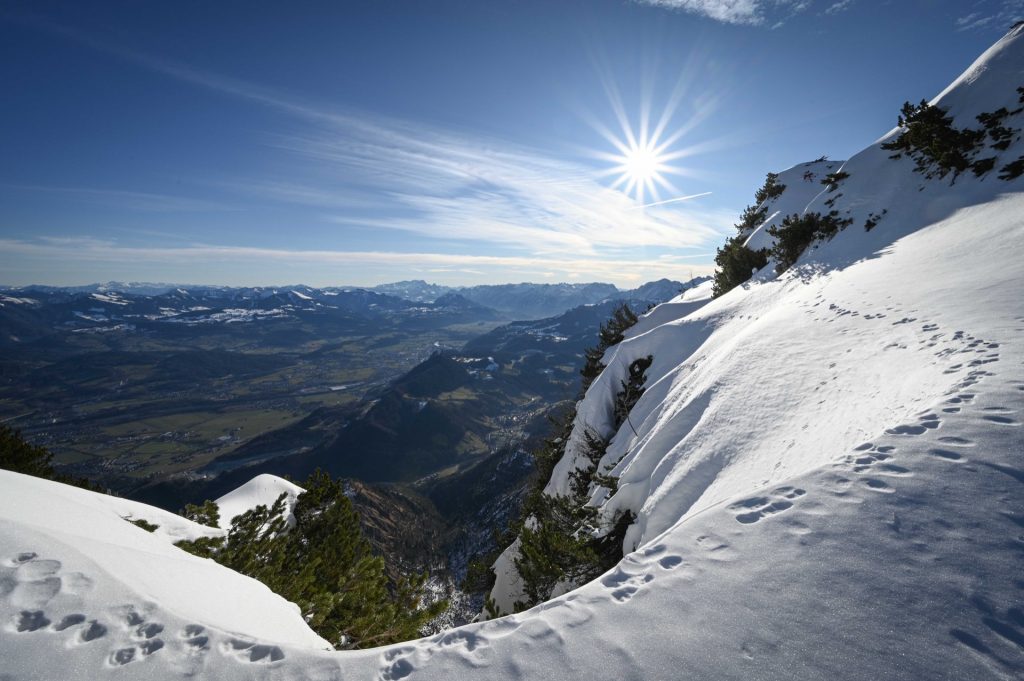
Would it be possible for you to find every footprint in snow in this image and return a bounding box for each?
[180,624,210,651]
[52,613,86,631]
[13,609,50,632]
[862,478,894,493]
[938,436,976,447]
[78,620,107,643]
[928,449,967,462]
[600,568,655,603]
[6,552,38,566]
[729,487,805,525]
[884,413,941,436]
[9,557,63,609]
[221,638,285,664]
[983,414,1021,426]
[694,533,738,561]
[133,622,164,640]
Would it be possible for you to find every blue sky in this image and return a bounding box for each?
[0,0,1018,288]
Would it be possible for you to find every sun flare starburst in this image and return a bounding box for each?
[585,71,715,206]
[615,141,670,202]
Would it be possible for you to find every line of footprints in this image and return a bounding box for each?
[3,552,284,667]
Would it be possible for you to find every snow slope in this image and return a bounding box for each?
[2,26,1024,681]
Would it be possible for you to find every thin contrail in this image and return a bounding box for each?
[635,192,712,209]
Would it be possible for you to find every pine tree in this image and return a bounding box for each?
[0,424,99,491]
[614,356,653,432]
[767,211,853,273]
[0,424,55,478]
[580,304,639,394]
[711,172,786,299]
[712,237,769,298]
[182,500,221,528]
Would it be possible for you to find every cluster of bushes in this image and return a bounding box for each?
[712,236,770,298]
[882,90,1024,182]
[579,304,640,394]
[711,172,786,298]
[820,170,849,191]
[767,211,854,273]
[754,171,786,204]
[177,471,444,649]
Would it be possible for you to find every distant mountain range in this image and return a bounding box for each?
[2,278,695,329]
[372,278,692,319]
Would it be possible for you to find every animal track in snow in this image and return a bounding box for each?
[13,609,50,632]
[938,436,976,446]
[982,414,1021,426]
[180,624,210,651]
[380,630,493,680]
[10,557,62,609]
[885,424,928,436]
[139,638,165,656]
[52,613,86,631]
[729,487,805,524]
[862,478,894,493]
[221,638,285,664]
[928,449,967,462]
[601,568,655,603]
[885,413,941,437]
[7,552,37,566]
[79,620,107,642]
[694,534,738,562]
[134,622,164,640]
[847,447,913,478]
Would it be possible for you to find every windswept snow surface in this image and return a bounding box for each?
[214,473,304,529]
[2,27,1024,681]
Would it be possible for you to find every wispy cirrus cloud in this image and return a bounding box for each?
[13,18,731,283]
[824,0,855,16]
[956,0,1024,31]
[2,184,233,213]
[634,0,811,26]
[266,125,732,255]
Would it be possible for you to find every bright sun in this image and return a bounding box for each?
[604,135,678,206]
[622,143,664,188]
[588,74,712,206]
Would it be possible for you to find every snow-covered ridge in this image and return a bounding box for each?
[214,473,305,529]
[2,26,1024,681]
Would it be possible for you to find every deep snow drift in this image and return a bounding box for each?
[214,473,305,529]
[2,26,1024,681]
